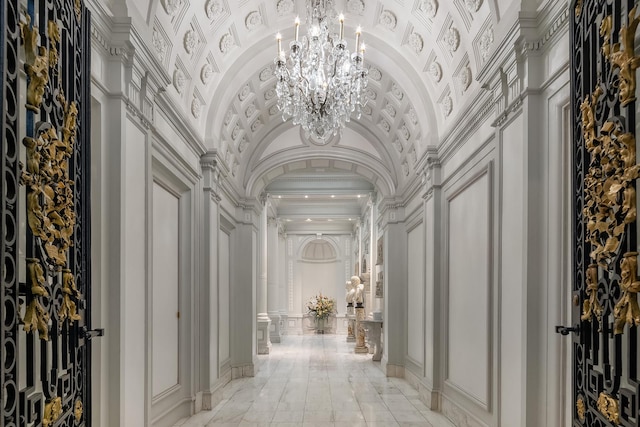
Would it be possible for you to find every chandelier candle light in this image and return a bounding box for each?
[274,0,369,141]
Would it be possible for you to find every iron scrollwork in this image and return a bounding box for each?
[1,0,92,425]
[573,0,640,425]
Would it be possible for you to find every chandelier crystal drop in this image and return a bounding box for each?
[273,0,369,142]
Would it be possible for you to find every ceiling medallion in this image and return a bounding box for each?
[273,0,369,142]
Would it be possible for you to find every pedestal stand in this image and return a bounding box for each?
[346,303,356,342]
[315,317,326,334]
[354,303,368,354]
[257,317,271,354]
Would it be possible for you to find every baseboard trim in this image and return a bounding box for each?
[231,362,256,379]
[381,358,405,378]
[403,368,441,410]
[200,369,232,411]
[441,394,489,427]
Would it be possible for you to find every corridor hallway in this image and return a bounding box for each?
[175,335,455,427]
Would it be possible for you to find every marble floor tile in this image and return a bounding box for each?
[303,410,334,422]
[391,409,429,423]
[361,409,397,422]
[176,335,453,427]
[271,410,304,423]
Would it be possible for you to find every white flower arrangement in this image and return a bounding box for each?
[306,294,337,320]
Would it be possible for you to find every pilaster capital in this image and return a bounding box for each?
[377,197,405,227]
[259,192,269,207]
[367,192,377,207]
[200,150,228,201]
[419,146,441,200]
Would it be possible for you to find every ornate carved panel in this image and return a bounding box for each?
[572,0,640,425]
[1,0,92,426]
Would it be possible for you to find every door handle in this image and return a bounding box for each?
[81,327,105,340]
[555,325,580,336]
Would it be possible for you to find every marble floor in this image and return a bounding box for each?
[175,334,455,427]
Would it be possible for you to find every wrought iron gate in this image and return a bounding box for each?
[1,0,92,426]
[572,0,640,425]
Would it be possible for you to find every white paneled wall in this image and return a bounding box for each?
[300,261,340,309]
[424,195,436,389]
[151,182,180,398]
[219,230,231,365]
[407,223,425,366]
[397,5,572,427]
[122,119,146,427]
[446,170,491,408]
[499,115,526,425]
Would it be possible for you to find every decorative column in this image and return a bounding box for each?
[368,196,375,316]
[357,219,362,275]
[381,206,407,375]
[199,151,227,407]
[257,195,271,354]
[267,214,281,343]
[414,148,443,406]
[233,206,259,375]
[278,225,288,335]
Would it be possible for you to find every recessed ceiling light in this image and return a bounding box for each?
[331,195,335,198]
[349,218,352,221]
[328,219,333,222]
[286,219,292,222]
[306,218,312,222]
[278,195,282,199]
[304,195,309,199]
[357,195,361,198]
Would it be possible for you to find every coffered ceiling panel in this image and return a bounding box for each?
[114,0,510,197]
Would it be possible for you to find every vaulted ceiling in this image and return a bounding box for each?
[103,0,525,224]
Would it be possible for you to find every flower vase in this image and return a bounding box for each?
[315,317,325,334]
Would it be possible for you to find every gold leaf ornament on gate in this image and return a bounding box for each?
[582,90,639,266]
[42,397,62,427]
[74,399,83,423]
[20,97,78,269]
[23,258,50,340]
[47,20,60,70]
[20,15,49,112]
[597,392,620,424]
[576,396,586,422]
[19,92,81,333]
[581,264,603,325]
[75,0,83,22]
[59,269,81,323]
[601,6,640,107]
[575,0,583,18]
[614,252,640,334]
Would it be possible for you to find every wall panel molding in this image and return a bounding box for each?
[443,161,494,422]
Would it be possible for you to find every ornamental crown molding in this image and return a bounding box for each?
[425,146,440,169]
[88,12,171,95]
[437,88,494,164]
[477,1,568,83]
[155,92,207,156]
[200,149,229,174]
[376,198,406,225]
[520,2,570,55]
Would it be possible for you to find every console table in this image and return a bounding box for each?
[361,320,383,361]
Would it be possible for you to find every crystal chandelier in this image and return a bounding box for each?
[273,0,369,141]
